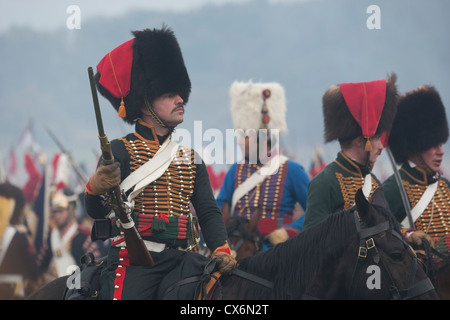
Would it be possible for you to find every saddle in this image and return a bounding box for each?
[63,251,220,300]
[64,251,272,300]
[64,253,106,300]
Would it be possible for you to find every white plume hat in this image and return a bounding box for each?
[229,80,287,135]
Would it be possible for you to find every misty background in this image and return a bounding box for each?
[1,0,449,186]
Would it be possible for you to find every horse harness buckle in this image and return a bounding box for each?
[358,237,377,258]
[366,238,376,250]
[358,246,367,258]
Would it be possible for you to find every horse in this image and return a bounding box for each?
[420,238,450,299]
[211,187,438,299]
[27,188,438,300]
[222,204,263,260]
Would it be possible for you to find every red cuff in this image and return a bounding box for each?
[213,241,231,255]
[285,227,300,238]
[403,228,416,237]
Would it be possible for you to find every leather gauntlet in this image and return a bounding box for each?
[211,241,237,274]
[86,162,121,195]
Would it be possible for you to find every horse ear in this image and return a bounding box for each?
[370,187,386,209]
[221,201,231,225]
[355,188,369,218]
[248,207,262,233]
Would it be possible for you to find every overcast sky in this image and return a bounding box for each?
[0,0,307,33]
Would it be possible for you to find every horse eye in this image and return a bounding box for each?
[389,252,403,261]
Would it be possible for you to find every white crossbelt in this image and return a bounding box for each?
[50,223,78,277]
[230,154,288,215]
[119,138,180,202]
[401,181,438,229]
[0,226,16,267]
[362,173,372,199]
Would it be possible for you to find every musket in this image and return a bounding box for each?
[385,146,415,229]
[45,126,89,185]
[87,67,154,267]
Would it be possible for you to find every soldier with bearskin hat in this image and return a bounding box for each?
[83,26,235,300]
[303,74,398,229]
[383,85,450,254]
[216,81,309,252]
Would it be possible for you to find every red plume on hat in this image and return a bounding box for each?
[322,73,398,147]
[96,39,134,118]
[339,79,386,151]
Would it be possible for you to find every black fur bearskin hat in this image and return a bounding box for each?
[95,25,191,124]
[388,85,449,164]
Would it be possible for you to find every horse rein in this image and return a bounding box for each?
[350,210,435,300]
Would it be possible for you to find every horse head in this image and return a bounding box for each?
[341,187,438,299]
[225,207,263,260]
[215,188,439,300]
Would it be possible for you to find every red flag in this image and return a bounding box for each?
[22,152,42,203]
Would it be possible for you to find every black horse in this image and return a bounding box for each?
[28,188,438,300]
[212,188,438,299]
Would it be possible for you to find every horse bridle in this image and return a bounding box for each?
[350,210,435,300]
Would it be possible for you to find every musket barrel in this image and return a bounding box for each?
[88,67,114,164]
[87,67,106,138]
[385,146,414,229]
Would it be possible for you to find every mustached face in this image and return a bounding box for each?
[150,93,185,127]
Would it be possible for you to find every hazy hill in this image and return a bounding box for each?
[1,0,449,176]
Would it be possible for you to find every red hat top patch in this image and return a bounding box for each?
[97,38,134,117]
[339,79,387,150]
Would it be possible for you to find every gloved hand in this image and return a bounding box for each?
[86,162,121,195]
[266,228,289,245]
[407,230,432,247]
[211,242,237,274]
[211,251,237,274]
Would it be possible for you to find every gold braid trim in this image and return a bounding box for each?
[404,180,450,237]
[119,137,196,217]
[335,172,379,210]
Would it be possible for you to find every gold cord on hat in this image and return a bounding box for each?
[108,52,126,118]
[144,96,167,128]
[364,137,372,152]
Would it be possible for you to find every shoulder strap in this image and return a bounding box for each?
[120,139,180,202]
[0,226,16,266]
[50,226,77,277]
[230,155,287,215]
[362,174,372,199]
[401,181,438,228]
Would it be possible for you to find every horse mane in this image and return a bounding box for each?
[235,207,355,298]
[235,203,400,299]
